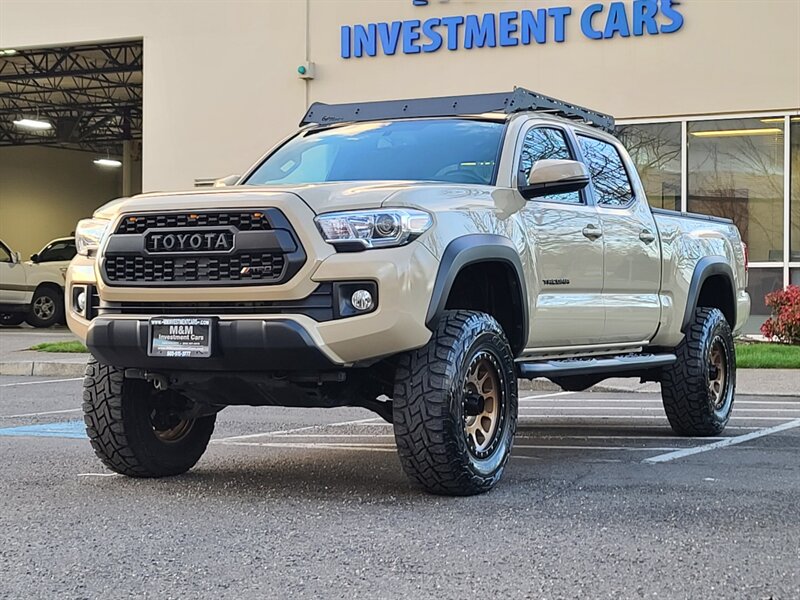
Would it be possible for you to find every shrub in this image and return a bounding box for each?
[760,285,800,345]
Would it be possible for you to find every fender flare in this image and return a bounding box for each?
[425,234,528,353]
[681,256,736,331]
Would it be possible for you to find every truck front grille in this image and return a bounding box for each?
[101,209,305,287]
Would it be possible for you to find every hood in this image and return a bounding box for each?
[92,181,507,220]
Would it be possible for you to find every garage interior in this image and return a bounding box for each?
[0,40,143,258]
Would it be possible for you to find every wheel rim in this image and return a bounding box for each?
[463,351,505,459]
[150,409,194,443]
[708,336,728,409]
[33,296,55,320]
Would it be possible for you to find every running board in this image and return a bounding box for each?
[516,353,676,380]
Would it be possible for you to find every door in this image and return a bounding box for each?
[516,126,605,349]
[0,241,29,305]
[576,134,662,343]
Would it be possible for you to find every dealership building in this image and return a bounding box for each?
[1,0,798,331]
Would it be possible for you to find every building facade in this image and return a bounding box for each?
[1,0,799,329]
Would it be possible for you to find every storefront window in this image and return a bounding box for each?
[615,123,681,211]
[745,268,784,333]
[791,119,800,261]
[688,118,784,263]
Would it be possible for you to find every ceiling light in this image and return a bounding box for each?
[13,117,52,130]
[760,117,800,124]
[690,128,783,138]
[93,158,122,168]
[0,49,18,56]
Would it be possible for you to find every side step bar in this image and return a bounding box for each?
[517,353,676,380]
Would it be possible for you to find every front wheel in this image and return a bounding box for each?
[82,358,216,477]
[660,307,736,436]
[25,287,64,328]
[393,310,518,496]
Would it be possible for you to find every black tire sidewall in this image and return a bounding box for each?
[449,330,517,478]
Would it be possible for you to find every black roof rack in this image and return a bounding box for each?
[300,87,615,132]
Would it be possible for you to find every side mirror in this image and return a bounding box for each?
[520,159,590,199]
[11,251,21,264]
[213,174,241,187]
[30,253,40,263]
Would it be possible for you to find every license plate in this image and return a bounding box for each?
[148,317,213,358]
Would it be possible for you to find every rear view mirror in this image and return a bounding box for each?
[520,159,590,199]
[213,174,241,187]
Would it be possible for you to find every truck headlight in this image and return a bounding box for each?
[315,209,432,250]
[75,218,110,256]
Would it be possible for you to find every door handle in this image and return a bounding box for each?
[639,229,656,244]
[582,224,603,240]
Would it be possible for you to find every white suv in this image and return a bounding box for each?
[0,237,75,327]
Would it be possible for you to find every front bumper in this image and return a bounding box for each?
[87,317,338,371]
[68,240,440,367]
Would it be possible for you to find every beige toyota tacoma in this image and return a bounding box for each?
[66,89,750,495]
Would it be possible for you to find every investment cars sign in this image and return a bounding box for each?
[341,0,685,58]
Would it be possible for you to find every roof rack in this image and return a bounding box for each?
[300,87,615,132]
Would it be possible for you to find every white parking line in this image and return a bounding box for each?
[519,391,576,400]
[644,419,800,464]
[0,408,82,419]
[211,417,382,442]
[520,407,800,412]
[0,377,82,387]
[517,415,791,421]
[520,398,799,406]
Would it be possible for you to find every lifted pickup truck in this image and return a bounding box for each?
[67,89,750,495]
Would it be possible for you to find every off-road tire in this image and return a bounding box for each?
[82,358,216,477]
[661,307,736,436]
[25,286,63,328]
[393,310,518,496]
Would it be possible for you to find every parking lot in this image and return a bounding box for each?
[1,374,798,599]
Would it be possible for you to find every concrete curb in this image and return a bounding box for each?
[0,361,87,377]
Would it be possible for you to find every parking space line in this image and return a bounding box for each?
[520,399,799,405]
[519,391,576,400]
[0,377,82,387]
[520,407,800,412]
[644,419,800,464]
[0,408,82,419]
[215,440,396,452]
[211,417,382,443]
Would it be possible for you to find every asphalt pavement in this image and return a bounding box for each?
[1,375,798,599]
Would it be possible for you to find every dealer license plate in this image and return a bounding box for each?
[148,317,213,358]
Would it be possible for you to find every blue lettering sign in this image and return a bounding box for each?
[340,0,685,58]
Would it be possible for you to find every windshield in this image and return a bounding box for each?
[244,119,504,186]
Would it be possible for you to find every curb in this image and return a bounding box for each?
[0,361,87,377]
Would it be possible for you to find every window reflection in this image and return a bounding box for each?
[791,120,800,261]
[688,118,784,263]
[577,135,634,206]
[518,127,581,204]
[615,123,681,211]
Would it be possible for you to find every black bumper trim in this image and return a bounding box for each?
[86,318,339,371]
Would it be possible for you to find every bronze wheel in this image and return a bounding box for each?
[708,336,728,410]
[463,352,506,459]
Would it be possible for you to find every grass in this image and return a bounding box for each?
[735,342,800,369]
[29,341,89,354]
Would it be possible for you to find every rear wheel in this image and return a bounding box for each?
[393,310,518,496]
[660,307,735,436]
[0,313,25,326]
[25,287,63,328]
[82,358,216,477]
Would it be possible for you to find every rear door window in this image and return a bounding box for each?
[577,135,635,207]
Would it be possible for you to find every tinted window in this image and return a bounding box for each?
[578,135,634,206]
[245,119,504,187]
[37,240,77,262]
[518,127,581,204]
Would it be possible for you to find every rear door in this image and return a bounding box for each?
[516,125,605,349]
[575,134,662,343]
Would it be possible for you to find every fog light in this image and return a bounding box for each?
[351,289,374,312]
[76,291,87,313]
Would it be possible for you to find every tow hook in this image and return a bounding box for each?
[145,372,170,391]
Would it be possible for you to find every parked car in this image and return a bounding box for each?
[0,237,76,327]
[66,89,750,495]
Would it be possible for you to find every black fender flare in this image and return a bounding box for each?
[425,234,528,353]
[681,256,736,331]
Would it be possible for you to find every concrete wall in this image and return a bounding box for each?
[0,147,122,257]
[1,0,798,192]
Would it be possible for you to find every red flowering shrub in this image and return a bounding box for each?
[760,285,800,345]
